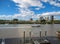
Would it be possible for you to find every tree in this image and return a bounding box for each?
[13,19,18,21]
[40,17,43,23]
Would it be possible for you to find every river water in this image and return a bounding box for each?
[0,24,60,38]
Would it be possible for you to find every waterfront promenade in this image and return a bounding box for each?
[0,31,60,44]
[0,24,60,44]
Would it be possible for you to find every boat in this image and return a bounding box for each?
[32,24,40,27]
[5,24,9,25]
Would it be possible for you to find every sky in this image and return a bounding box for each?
[0,0,60,20]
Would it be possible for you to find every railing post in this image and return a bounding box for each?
[29,31,31,43]
[39,31,42,41]
[23,31,25,44]
[45,31,47,40]
[40,31,41,38]
[45,31,47,37]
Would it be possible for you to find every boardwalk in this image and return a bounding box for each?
[0,36,60,44]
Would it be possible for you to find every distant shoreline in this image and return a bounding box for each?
[0,19,60,24]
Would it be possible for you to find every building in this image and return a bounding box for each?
[50,15,54,24]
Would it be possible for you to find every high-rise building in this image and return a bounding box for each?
[40,16,43,20]
[50,15,54,23]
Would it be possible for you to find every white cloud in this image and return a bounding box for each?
[49,0,60,7]
[20,9,34,17]
[11,0,45,19]
[42,0,60,7]
[31,11,60,19]
[41,11,60,16]
[0,9,35,20]
[41,0,48,2]
[12,0,60,20]
[12,0,44,8]
[32,14,40,18]
[35,8,40,10]
[0,15,13,20]
[13,9,34,18]
[0,11,60,20]
[35,6,45,10]
[0,0,60,20]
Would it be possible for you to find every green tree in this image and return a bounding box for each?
[13,19,18,21]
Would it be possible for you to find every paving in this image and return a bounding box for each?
[0,36,60,44]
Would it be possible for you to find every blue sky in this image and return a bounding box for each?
[0,0,60,20]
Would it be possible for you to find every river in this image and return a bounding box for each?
[0,24,60,38]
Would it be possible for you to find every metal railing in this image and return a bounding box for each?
[1,31,47,44]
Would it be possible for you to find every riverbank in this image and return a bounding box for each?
[0,19,60,24]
